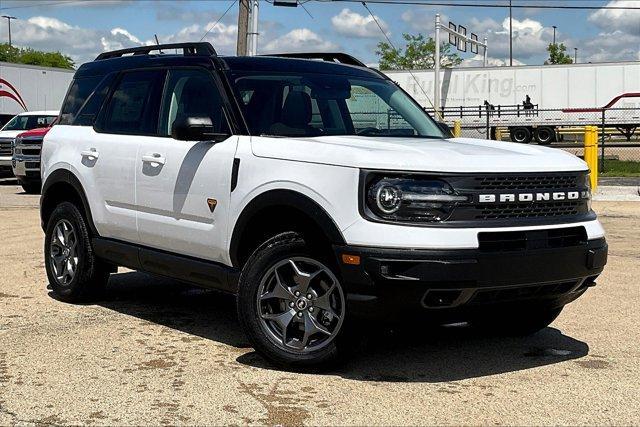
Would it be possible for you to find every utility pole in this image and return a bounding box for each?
[2,15,17,47]
[552,25,557,45]
[434,13,441,113]
[574,47,578,64]
[236,0,250,56]
[509,0,513,66]
[247,0,259,56]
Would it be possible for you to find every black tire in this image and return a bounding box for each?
[237,232,347,370]
[19,180,41,194]
[535,126,556,145]
[44,202,109,303]
[472,306,563,336]
[510,126,532,144]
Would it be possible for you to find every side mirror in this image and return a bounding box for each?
[171,116,230,142]
[436,121,453,137]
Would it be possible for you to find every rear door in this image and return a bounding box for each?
[134,67,238,263]
[87,69,166,242]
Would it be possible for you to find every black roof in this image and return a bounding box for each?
[74,52,384,80]
[221,55,383,79]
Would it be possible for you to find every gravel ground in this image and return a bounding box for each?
[0,178,638,426]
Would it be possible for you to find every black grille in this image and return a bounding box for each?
[478,227,587,252]
[473,200,582,220]
[0,138,11,156]
[472,174,581,191]
[469,281,578,305]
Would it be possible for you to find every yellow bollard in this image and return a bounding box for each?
[453,120,462,138]
[583,126,598,191]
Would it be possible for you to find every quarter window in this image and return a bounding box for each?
[159,68,229,137]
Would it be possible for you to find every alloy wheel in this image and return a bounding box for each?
[49,219,79,286]
[257,257,345,353]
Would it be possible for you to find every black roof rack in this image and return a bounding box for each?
[263,52,366,67]
[95,42,217,61]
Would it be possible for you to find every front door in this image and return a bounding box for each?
[134,68,238,264]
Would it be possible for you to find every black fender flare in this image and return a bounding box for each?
[229,189,346,267]
[40,169,98,235]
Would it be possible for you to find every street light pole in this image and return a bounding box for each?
[574,47,578,64]
[2,15,17,47]
[509,0,513,66]
[434,13,441,113]
[552,25,557,45]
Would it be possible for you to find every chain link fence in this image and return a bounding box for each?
[431,105,640,177]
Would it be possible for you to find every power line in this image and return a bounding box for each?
[361,1,443,121]
[0,1,91,11]
[200,0,238,42]
[315,0,640,10]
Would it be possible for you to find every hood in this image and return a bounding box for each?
[251,136,588,173]
[17,126,52,138]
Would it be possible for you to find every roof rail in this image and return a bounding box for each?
[264,52,366,67]
[95,42,217,61]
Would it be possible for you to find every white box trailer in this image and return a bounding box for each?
[385,61,640,143]
[0,62,74,125]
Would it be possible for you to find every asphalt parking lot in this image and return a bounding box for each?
[0,178,638,425]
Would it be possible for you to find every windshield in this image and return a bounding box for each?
[231,72,445,139]
[1,115,57,131]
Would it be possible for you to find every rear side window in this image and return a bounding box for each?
[99,70,165,135]
[59,76,102,125]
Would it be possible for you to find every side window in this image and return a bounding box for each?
[100,70,165,135]
[59,76,102,125]
[159,68,229,137]
[74,74,115,126]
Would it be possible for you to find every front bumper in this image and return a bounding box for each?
[12,154,40,181]
[334,235,607,320]
[0,155,11,168]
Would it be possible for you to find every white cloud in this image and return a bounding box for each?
[331,8,388,38]
[580,30,640,63]
[461,54,525,67]
[262,28,338,53]
[589,0,640,36]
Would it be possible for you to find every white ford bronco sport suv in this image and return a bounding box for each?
[41,43,607,368]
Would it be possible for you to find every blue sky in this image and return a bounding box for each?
[0,0,638,67]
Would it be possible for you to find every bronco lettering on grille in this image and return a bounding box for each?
[478,191,589,203]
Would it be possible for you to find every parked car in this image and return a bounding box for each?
[12,122,55,193]
[0,111,58,177]
[40,43,607,369]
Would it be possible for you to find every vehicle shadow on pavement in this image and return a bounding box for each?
[83,271,589,382]
[238,325,589,382]
[91,271,251,349]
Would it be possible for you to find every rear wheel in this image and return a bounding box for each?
[44,202,109,302]
[535,126,556,145]
[472,306,563,336]
[510,126,533,144]
[237,232,347,369]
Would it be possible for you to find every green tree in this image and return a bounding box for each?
[376,33,463,70]
[544,43,573,65]
[0,43,74,69]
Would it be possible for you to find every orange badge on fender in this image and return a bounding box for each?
[207,198,217,213]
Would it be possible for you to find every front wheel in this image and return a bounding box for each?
[44,202,110,302]
[472,306,563,336]
[237,232,347,369]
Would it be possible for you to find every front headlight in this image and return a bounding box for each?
[366,176,468,222]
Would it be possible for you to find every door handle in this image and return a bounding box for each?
[141,153,166,166]
[81,148,99,160]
